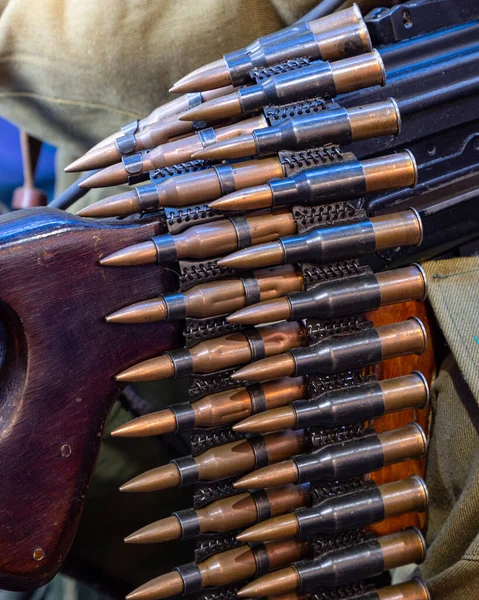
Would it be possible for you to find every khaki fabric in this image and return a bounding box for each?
[420,258,479,599]
[0,0,317,156]
[0,0,315,207]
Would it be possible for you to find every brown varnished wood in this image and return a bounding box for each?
[366,299,436,536]
[0,208,181,590]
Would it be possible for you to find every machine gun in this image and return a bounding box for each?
[0,0,478,595]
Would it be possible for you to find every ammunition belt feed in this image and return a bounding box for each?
[72,5,434,600]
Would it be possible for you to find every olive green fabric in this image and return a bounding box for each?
[0,0,316,154]
[0,0,314,207]
[420,258,479,599]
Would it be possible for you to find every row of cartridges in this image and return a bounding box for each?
[72,5,432,600]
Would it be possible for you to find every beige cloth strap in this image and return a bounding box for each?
[420,257,479,599]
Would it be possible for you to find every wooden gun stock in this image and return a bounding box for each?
[0,208,181,590]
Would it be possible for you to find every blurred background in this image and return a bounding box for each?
[0,117,55,211]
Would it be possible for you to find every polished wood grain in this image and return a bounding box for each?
[0,208,181,590]
[366,299,436,536]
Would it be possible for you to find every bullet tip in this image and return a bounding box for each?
[64,161,78,173]
[227,297,291,325]
[115,354,174,382]
[232,353,296,382]
[217,241,284,270]
[78,163,128,188]
[231,422,246,432]
[120,463,180,492]
[77,192,141,219]
[100,241,157,267]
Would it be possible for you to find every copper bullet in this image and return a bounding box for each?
[111,376,307,437]
[236,475,428,542]
[120,429,308,492]
[218,209,422,270]
[170,59,227,93]
[233,372,429,434]
[196,99,400,162]
[173,20,371,95]
[170,5,364,92]
[181,52,385,122]
[106,265,304,323]
[233,422,427,489]
[65,113,196,172]
[237,528,426,597]
[210,150,416,212]
[124,483,310,543]
[75,84,235,162]
[232,317,427,382]
[171,9,369,93]
[267,580,430,600]
[100,208,296,267]
[235,404,296,434]
[227,264,427,325]
[116,320,306,382]
[79,115,268,188]
[77,155,285,218]
[126,539,309,600]
[170,60,234,94]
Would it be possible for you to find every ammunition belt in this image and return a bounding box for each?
[251,57,313,82]
[194,530,243,563]
[279,146,346,178]
[189,425,243,457]
[193,477,238,509]
[264,97,331,124]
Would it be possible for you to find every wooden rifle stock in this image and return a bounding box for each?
[0,208,181,590]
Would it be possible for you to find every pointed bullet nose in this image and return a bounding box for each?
[210,185,273,212]
[236,527,262,542]
[100,241,157,267]
[78,162,129,189]
[232,354,296,382]
[192,134,257,161]
[234,460,298,490]
[179,92,242,122]
[120,463,181,493]
[227,298,291,325]
[124,515,182,544]
[218,242,285,270]
[126,572,184,600]
[233,406,295,434]
[236,513,298,543]
[111,408,176,437]
[64,144,121,172]
[77,191,141,218]
[115,354,175,382]
[106,298,168,324]
[169,82,192,94]
[171,61,231,94]
[238,567,299,597]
